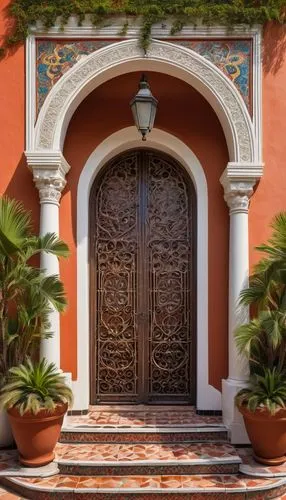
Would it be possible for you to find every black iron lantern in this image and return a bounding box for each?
[130,74,158,141]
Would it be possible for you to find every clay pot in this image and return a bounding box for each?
[239,405,286,465]
[7,403,68,467]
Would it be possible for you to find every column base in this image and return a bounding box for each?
[222,378,250,444]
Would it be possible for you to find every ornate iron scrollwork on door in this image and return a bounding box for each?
[90,149,195,403]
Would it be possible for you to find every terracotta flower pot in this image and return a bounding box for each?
[239,405,286,465]
[7,403,68,467]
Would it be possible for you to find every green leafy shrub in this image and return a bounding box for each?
[0,358,73,415]
[2,0,286,55]
[236,368,286,414]
[0,196,69,388]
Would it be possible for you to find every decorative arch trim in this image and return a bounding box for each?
[74,126,221,411]
[34,38,257,164]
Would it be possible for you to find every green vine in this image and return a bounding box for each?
[2,0,286,54]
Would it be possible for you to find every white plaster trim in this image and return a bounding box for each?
[30,17,261,38]
[26,25,262,164]
[75,126,221,411]
[31,38,256,164]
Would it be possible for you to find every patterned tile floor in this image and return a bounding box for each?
[0,485,23,499]
[239,448,286,478]
[66,406,223,428]
[55,442,239,463]
[6,473,286,492]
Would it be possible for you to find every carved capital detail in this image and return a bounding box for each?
[25,151,71,205]
[35,39,255,164]
[224,182,254,214]
[220,162,263,214]
[33,171,66,205]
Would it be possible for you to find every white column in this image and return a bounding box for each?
[220,171,255,444]
[25,152,70,368]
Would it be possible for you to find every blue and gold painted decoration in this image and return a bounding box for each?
[36,39,251,114]
[175,40,251,110]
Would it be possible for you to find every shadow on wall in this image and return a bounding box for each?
[263,23,286,75]
[3,153,41,235]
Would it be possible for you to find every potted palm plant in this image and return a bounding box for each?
[0,358,73,466]
[0,196,69,447]
[235,212,286,465]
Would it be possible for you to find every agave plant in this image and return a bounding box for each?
[236,368,286,414]
[0,358,73,415]
[0,196,69,387]
[235,212,286,374]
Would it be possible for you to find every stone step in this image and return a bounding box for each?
[60,425,228,444]
[2,473,286,499]
[55,442,241,475]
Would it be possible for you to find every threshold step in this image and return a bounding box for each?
[2,473,286,499]
[55,442,241,475]
[60,426,228,444]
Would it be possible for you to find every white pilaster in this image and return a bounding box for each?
[25,151,70,368]
[220,162,263,443]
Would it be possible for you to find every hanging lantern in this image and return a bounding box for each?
[130,74,158,141]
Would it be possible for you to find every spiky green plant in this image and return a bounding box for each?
[0,196,69,388]
[0,358,73,415]
[235,368,286,414]
[235,213,286,374]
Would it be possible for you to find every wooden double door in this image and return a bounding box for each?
[90,149,196,404]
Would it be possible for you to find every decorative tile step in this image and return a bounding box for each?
[0,450,59,478]
[239,448,286,478]
[60,426,228,444]
[55,442,241,476]
[2,473,286,499]
[66,407,223,428]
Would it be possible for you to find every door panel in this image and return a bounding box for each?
[90,149,196,404]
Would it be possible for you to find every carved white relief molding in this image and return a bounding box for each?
[220,161,263,214]
[25,151,71,205]
[34,39,256,164]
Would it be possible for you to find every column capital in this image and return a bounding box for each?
[220,162,263,214]
[25,151,71,205]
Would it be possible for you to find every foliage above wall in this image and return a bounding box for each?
[2,0,286,54]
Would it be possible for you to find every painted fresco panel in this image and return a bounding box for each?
[36,39,251,114]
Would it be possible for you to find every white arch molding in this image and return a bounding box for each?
[75,127,220,411]
[32,38,257,164]
[24,37,264,440]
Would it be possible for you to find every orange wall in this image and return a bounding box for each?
[1,0,286,395]
[62,72,230,389]
[0,0,39,228]
[249,24,286,268]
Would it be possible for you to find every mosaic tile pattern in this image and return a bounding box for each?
[60,429,228,444]
[36,40,115,113]
[0,485,22,499]
[55,442,240,475]
[5,473,286,496]
[239,448,286,478]
[0,450,58,478]
[175,40,251,109]
[36,39,251,113]
[64,406,223,428]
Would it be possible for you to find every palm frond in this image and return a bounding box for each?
[0,197,32,256]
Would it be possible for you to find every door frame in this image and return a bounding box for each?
[76,127,222,411]
[89,148,197,405]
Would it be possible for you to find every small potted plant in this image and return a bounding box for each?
[235,213,286,465]
[0,358,73,467]
[0,196,69,447]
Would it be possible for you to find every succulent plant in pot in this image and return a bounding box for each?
[0,358,73,467]
[235,213,286,465]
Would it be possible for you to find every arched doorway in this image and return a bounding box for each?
[89,148,197,404]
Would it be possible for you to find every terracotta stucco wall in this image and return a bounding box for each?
[1,0,286,396]
[62,71,230,389]
[0,0,39,228]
